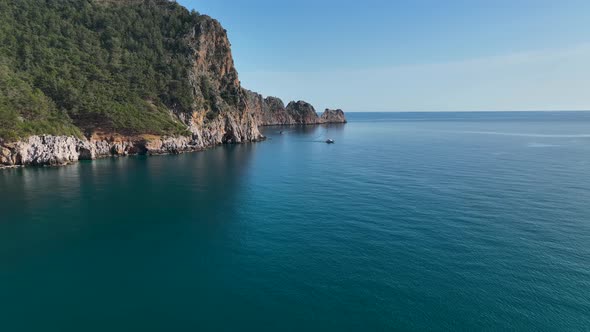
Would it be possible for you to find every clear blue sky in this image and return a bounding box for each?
[178,0,590,112]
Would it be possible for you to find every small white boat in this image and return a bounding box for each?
[325,139,335,144]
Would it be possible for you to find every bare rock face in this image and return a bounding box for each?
[263,97,293,124]
[285,101,323,124]
[245,90,347,126]
[0,136,87,166]
[0,146,13,165]
[182,16,264,145]
[0,134,209,167]
[321,109,347,123]
[144,136,195,155]
[245,90,297,126]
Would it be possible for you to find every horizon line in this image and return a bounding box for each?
[341,109,590,113]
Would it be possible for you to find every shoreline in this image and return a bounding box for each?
[0,137,259,170]
[0,121,347,170]
[0,141,227,170]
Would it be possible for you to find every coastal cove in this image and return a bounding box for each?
[1,112,589,330]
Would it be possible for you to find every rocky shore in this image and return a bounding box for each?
[0,135,198,167]
[0,104,347,168]
[0,112,346,168]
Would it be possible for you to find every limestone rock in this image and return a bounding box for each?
[0,146,14,165]
[321,109,347,123]
[182,16,264,145]
[244,89,347,126]
[285,101,322,124]
[245,90,297,126]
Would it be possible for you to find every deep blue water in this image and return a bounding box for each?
[1,112,589,331]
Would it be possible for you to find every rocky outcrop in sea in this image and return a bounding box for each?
[245,90,347,126]
[321,109,347,123]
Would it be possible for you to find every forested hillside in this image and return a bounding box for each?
[0,0,200,140]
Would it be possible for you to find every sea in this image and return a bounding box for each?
[1,112,589,331]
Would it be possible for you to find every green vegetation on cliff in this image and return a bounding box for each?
[0,64,82,141]
[0,0,200,140]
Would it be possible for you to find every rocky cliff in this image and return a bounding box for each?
[321,109,347,123]
[245,90,347,126]
[0,7,345,168]
[180,15,264,146]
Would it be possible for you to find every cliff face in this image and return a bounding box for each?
[0,11,345,168]
[181,16,264,146]
[245,91,295,126]
[321,109,347,123]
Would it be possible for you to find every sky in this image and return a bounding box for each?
[177,0,590,112]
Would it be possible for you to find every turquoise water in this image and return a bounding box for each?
[1,112,590,331]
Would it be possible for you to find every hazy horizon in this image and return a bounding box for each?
[178,0,590,112]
